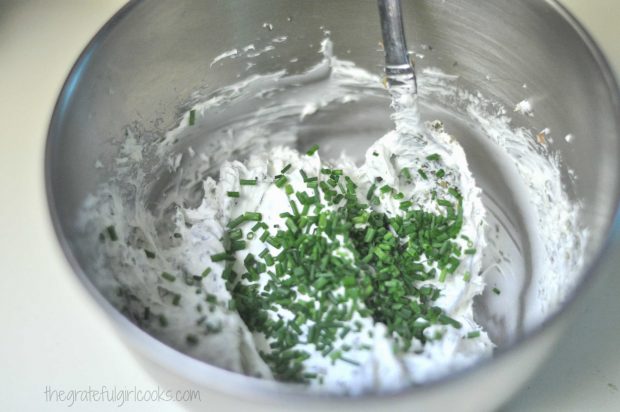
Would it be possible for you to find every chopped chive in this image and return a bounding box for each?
[244,212,262,221]
[275,175,288,188]
[188,109,196,126]
[364,228,376,243]
[231,240,247,252]
[227,191,240,198]
[399,200,413,210]
[227,215,246,229]
[466,331,481,339]
[229,228,243,240]
[492,287,501,295]
[161,272,176,282]
[306,144,319,156]
[438,269,447,283]
[435,169,445,178]
[211,252,234,262]
[240,178,257,186]
[186,334,199,345]
[372,151,379,157]
[285,218,298,233]
[418,169,428,180]
[426,153,441,161]
[201,267,212,278]
[340,356,360,366]
[366,183,377,201]
[106,225,118,241]
[281,164,292,174]
[401,167,412,180]
[464,248,477,255]
[144,249,156,259]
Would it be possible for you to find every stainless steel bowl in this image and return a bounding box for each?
[45,0,620,410]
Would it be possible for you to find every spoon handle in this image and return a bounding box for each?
[377,0,417,91]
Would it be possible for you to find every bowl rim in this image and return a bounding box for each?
[44,0,620,402]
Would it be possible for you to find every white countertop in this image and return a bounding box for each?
[1,1,619,411]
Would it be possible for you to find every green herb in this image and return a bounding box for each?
[229,228,243,240]
[106,225,118,241]
[466,331,480,339]
[281,164,292,174]
[306,144,320,156]
[231,240,247,252]
[244,212,262,221]
[418,169,428,180]
[275,175,288,188]
[426,153,441,161]
[399,200,413,210]
[227,191,240,198]
[214,165,468,382]
[366,183,377,201]
[240,178,258,186]
[186,334,199,345]
[188,109,196,126]
[211,252,234,262]
[492,287,501,295]
[144,250,156,259]
[161,272,176,282]
[401,167,412,180]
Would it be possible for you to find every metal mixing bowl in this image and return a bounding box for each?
[45,0,620,410]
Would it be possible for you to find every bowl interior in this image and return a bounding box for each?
[46,0,620,398]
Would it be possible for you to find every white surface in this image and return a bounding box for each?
[0,1,619,411]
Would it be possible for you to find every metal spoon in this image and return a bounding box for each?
[377,0,417,92]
